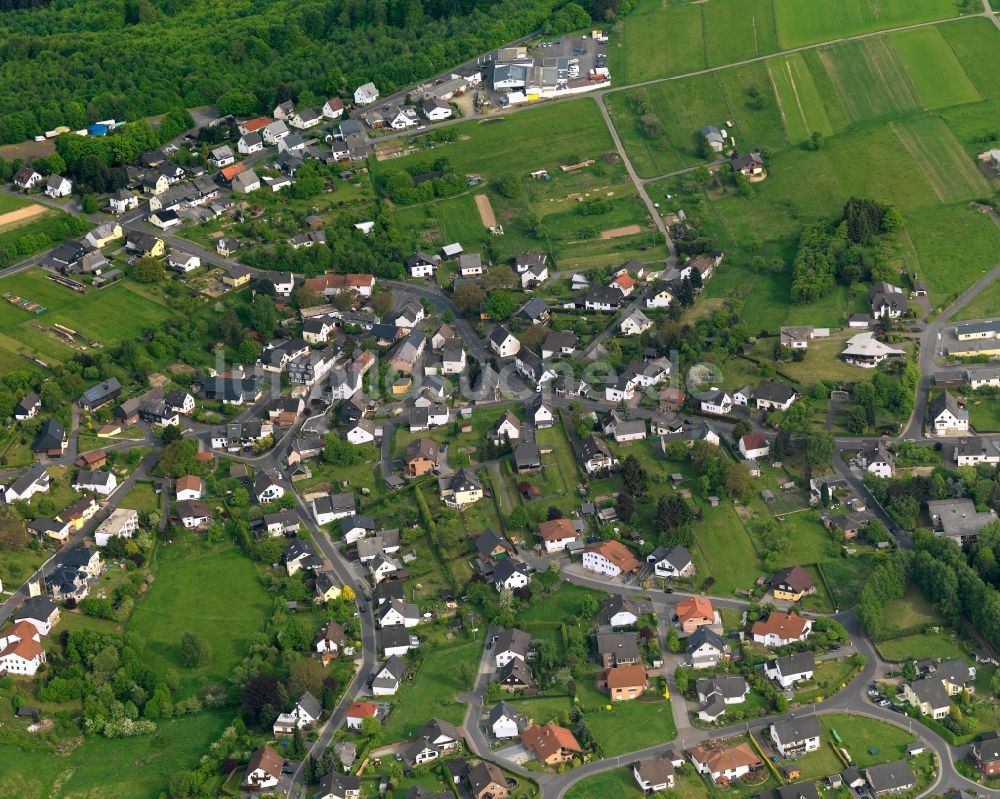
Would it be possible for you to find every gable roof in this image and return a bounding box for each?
[246,744,285,780]
[770,565,815,593]
[752,611,810,640]
[522,723,581,759]
[686,626,728,653]
[771,715,822,745]
[676,595,714,624]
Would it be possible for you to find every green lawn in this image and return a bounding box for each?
[877,629,968,662]
[127,533,270,696]
[791,658,860,705]
[118,481,161,514]
[0,192,35,213]
[0,710,232,799]
[818,712,917,768]
[970,398,1000,433]
[772,0,959,49]
[564,766,644,799]
[575,666,677,755]
[517,582,607,624]
[884,586,945,629]
[379,638,482,741]
[793,740,847,780]
[691,500,767,596]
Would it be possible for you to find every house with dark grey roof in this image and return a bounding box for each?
[770,715,822,757]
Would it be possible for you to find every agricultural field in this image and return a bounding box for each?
[0,267,174,373]
[772,0,959,49]
[127,533,271,696]
[767,53,834,144]
[955,280,1000,320]
[890,117,991,203]
[890,27,981,111]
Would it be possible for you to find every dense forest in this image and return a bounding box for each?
[0,0,633,144]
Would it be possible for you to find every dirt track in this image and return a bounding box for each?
[475,194,497,229]
[0,204,49,233]
[600,223,642,239]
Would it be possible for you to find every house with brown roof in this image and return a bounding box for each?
[175,475,204,501]
[242,744,285,790]
[406,438,439,477]
[769,566,815,602]
[751,612,812,647]
[582,540,640,578]
[603,664,648,701]
[522,723,582,765]
[538,518,579,553]
[689,741,763,784]
[75,449,107,469]
[469,761,510,799]
[676,596,715,634]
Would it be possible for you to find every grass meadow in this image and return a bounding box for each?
[127,533,271,697]
[0,710,232,799]
[0,267,174,372]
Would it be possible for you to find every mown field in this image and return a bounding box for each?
[0,267,174,373]
[772,0,960,49]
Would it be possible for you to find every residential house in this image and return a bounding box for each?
[405,438,439,477]
[490,700,525,740]
[0,621,46,676]
[927,498,997,544]
[689,742,763,785]
[903,677,952,719]
[493,559,531,592]
[468,762,509,799]
[765,653,816,688]
[930,391,969,435]
[3,464,50,504]
[79,378,122,411]
[750,610,812,646]
[538,518,579,554]
[253,471,287,504]
[441,468,483,508]
[769,566,816,602]
[731,151,764,177]
[634,755,677,794]
[595,632,641,669]
[322,98,345,119]
[620,309,653,337]
[12,596,60,636]
[739,431,770,460]
[495,658,536,692]
[272,691,322,735]
[13,392,40,420]
[285,538,322,576]
[584,286,624,311]
[971,732,1000,776]
[598,594,640,628]
[406,251,439,278]
[340,514,375,544]
[771,716,822,758]
[311,493,356,526]
[344,700,379,731]
[859,441,894,478]
[648,545,694,579]
[582,541,640,578]
[579,434,616,474]
[93,508,139,547]
[870,282,909,319]
[371,656,406,695]
[700,389,732,415]
[756,381,798,412]
[355,83,380,105]
[865,762,916,795]
[676,596,715,634]
[687,627,731,669]
[696,675,749,722]
[13,167,42,189]
[242,745,285,791]
[72,469,117,496]
[315,621,347,657]
[489,326,520,358]
[176,499,212,529]
[541,331,578,359]
[175,475,204,501]
[493,628,530,669]
[522,724,581,765]
[317,772,361,799]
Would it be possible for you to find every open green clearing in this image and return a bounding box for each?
[118,481,161,515]
[127,533,270,696]
[0,192,34,214]
[819,558,876,611]
[0,267,174,371]
[0,710,231,799]
[817,38,920,123]
[772,0,959,50]
[379,638,482,741]
[891,27,981,110]
[877,629,969,662]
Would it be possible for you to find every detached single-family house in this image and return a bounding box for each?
[0,621,47,676]
[771,716,822,758]
[598,594,640,628]
[689,742,763,784]
[13,167,43,190]
[765,653,816,688]
[72,469,117,496]
[903,677,952,719]
[620,309,653,337]
[696,675,749,721]
[355,82,380,105]
[493,628,530,668]
[522,723,581,766]
[45,174,72,198]
[930,391,969,435]
[3,464,50,504]
[740,431,770,460]
[579,434,617,474]
[870,282,908,320]
[634,755,677,794]
[489,326,520,358]
[700,389,732,416]
[648,545,694,579]
[441,468,483,508]
[755,380,798,412]
[538,518,579,554]
[242,745,285,791]
[13,392,40,420]
[676,596,715,634]
[687,627,731,669]
[371,656,406,696]
[490,700,525,740]
[865,762,916,796]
